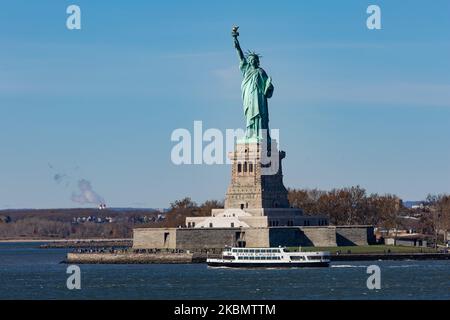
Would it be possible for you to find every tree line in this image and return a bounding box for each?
[1,188,449,245]
[0,208,160,240]
[288,186,450,246]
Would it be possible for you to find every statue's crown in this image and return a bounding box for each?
[245,50,262,60]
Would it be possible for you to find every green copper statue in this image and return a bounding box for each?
[232,26,274,142]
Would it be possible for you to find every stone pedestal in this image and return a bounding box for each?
[225,140,290,210]
[184,139,329,229]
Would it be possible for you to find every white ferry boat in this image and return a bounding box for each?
[207,247,330,268]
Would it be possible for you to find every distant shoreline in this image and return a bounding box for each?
[0,238,131,243]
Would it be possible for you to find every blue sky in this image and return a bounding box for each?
[1,0,449,209]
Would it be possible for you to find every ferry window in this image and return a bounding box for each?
[291,256,304,261]
[260,256,266,260]
[255,256,260,260]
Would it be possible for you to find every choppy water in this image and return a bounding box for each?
[0,242,449,300]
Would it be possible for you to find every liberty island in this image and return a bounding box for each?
[130,27,374,251]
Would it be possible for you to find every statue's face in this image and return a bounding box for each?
[248,56,260,68]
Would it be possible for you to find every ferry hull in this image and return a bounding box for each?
[207,261,330,268]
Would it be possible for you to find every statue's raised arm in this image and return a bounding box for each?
[232,26,245,63]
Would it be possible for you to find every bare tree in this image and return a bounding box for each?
[427,194,450,247]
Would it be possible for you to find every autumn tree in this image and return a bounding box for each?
[288,186,403,228]
[426,194,450,247]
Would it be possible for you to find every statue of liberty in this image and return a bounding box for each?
[232,26,274,143]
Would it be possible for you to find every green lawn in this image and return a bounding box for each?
[287,245,437,254]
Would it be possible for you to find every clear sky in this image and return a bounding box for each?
[1,0,449,209]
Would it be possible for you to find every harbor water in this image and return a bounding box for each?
[0,242,449,300]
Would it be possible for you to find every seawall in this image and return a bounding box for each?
[65,252,204,264]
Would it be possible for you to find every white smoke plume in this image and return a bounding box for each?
[71,179,105,205]
[49,163,105,206]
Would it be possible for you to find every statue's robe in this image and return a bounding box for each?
[240,59,274,139]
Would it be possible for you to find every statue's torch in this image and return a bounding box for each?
[231,25,240,38]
